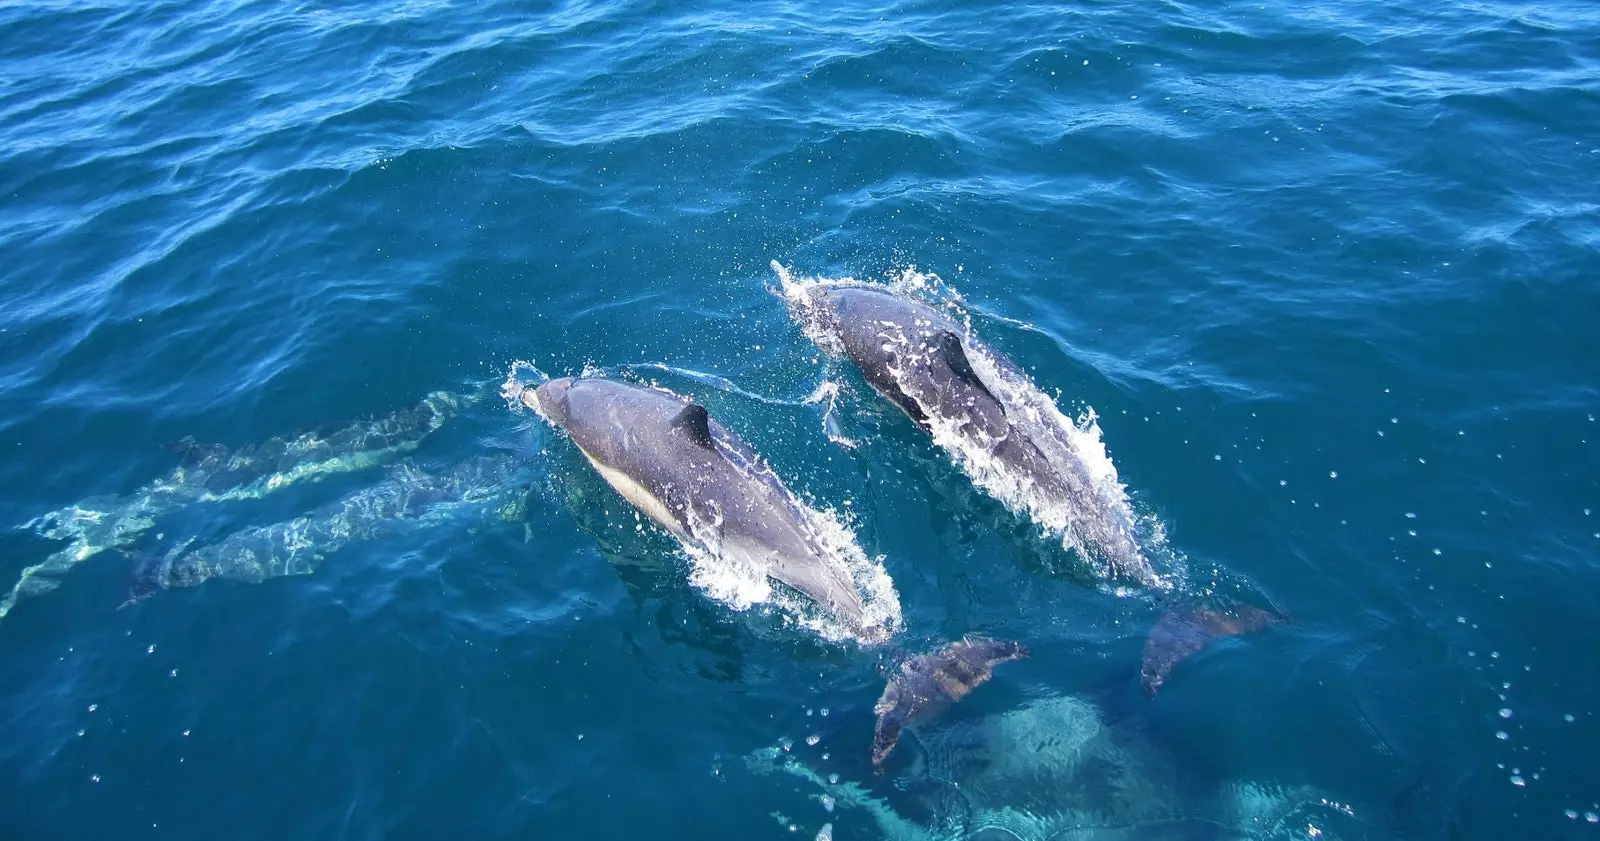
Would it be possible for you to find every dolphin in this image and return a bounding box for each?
[126,453,530,600]
[1140,601,1284,697]
[780,274,1166,590]
[871,636,1029,772]
[509,374,898,644]
[2,387,483,621]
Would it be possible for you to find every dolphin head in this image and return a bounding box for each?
[528,377,575,425]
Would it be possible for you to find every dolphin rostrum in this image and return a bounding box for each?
[508,374,899,644]
[779,268,1169,591]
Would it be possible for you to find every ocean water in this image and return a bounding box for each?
[1,0,1597,838]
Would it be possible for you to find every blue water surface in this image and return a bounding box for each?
[2,0,1597,838]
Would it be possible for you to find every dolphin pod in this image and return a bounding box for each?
[506,374,901,644]
[10,266,1289,814]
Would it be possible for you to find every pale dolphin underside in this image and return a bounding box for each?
[514,375,898,644]
[2,389,480,620]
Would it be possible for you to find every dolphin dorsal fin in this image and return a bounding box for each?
[671,403,715,450]
[935,330,998,399]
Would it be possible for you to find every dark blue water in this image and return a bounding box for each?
[2,0,1597,838]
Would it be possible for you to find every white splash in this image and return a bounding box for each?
[774,261,1178,592]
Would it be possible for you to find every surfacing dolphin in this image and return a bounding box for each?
[777,264,1169,592]
[505,373,900,645]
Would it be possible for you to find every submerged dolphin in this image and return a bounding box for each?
[872,637,1029,772]
[2,388,482,620]
[1140,601,1284,697]
[510,375,898,644]
[780,273,1166,590]
[128,453,530,599]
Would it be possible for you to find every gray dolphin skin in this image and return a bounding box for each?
[515,375,893,643]
[872,636,1029,772]
[784,279,1163,590]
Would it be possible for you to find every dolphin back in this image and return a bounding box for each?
[527,376,897,642]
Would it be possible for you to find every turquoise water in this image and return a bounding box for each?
[2,0,1597,837]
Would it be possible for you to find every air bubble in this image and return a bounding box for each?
[806,734,820,746]
[1500,709,1513,719]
